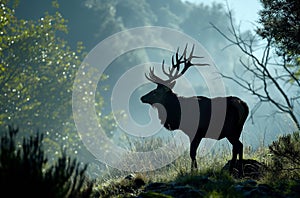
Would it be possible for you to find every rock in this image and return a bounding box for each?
[134,177,146,188]
[234,184,255,195]
[125,174,135,180]
[160,185,204,198]
[191,175,210,185]
[241,179,257,187]
[124,174,146,188]
[138,191,172,198]
[233,180,281,198]
[144,182,172,192]
[143,182,205,198]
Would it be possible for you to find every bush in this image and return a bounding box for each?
[268,131,300,179]
[0,125,93,198]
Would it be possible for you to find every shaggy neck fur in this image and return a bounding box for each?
[156,92,181,131]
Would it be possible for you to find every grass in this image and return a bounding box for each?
[93,146,254,197]
[92,132,300,198]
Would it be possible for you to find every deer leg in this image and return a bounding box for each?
[227,137,238,173]
[233,139,244,175]
[190,137,201,171]
[227,137,244,176]
[237,140,244,176]
[230,148,238,173]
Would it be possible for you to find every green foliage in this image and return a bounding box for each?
[257,0,300,57]
[268,131,300,179]
[0,0,96,161]
[0,0,114,167]
[257,0,300,79]
[0,125,93,197]
[0,0,81,129]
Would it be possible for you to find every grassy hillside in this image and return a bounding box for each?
[94,132,300,198]
[1,126,300,197]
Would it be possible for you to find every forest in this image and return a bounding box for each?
[0,0,300,197]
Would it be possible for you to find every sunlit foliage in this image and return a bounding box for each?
[0,0,83,130]
[0,0,116,167]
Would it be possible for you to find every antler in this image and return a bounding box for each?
[145,44,209,87]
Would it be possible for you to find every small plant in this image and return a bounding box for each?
[0,125,93,198]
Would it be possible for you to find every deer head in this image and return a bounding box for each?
[140,44,209,130]
[141,44,209,106]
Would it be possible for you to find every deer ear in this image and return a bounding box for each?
[164,85,174,93]
[169,81,175,89]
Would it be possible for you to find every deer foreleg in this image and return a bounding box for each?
[190,137,201,171]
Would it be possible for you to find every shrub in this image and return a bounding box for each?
[268,131,300,179]
[0,125,93,198]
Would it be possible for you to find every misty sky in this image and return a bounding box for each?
[185,0,262,31]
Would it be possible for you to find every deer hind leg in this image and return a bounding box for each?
[190,137,202,171]
[227,137,243,174]
[237,140,244,176]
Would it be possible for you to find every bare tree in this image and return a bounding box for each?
[211,11,300,130]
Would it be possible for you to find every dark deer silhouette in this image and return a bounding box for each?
[140,44,249,173]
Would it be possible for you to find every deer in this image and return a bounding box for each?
[140,44,249,174]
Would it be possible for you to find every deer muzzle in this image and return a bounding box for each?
[140,95,152,105]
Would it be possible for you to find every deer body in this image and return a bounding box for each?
[141,85,248,171]
[140,45,249,172]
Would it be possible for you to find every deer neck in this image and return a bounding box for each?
[157,93,181,131]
